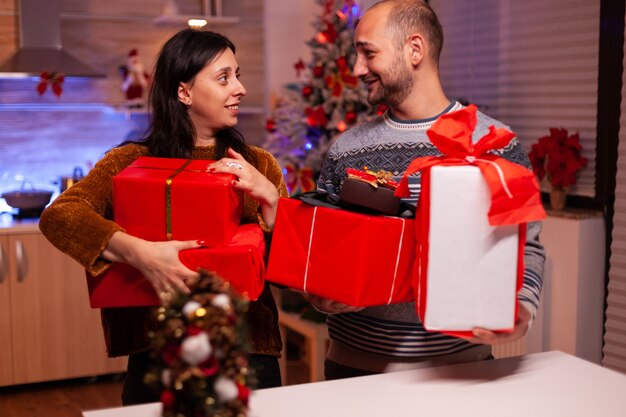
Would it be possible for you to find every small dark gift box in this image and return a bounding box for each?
[339,169,401,216]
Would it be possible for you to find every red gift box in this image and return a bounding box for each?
[396,105,546,337]
[266,198,415,307]
[113,156,242,246]
[86,224,266,307]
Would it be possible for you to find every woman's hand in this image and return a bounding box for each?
[208,148,280,227]
[102,231,203,303]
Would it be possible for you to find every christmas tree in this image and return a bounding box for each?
[145,270,251,417]
[264,0,386,195]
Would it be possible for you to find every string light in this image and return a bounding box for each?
[316,32,328,43]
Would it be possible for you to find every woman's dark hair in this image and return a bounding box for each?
[123,29,253,163]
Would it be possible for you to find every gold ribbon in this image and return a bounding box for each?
[165,159,193,240]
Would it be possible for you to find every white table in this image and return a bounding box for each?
[83,351,626,417]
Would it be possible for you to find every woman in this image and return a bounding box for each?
[39,29,287,404]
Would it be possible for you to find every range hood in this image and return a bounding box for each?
[0,0,105,78]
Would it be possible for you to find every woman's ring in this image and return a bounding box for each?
[225,161,243,170]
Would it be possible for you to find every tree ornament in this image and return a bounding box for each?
[180,332,212,365]
[376,104,388,116]
[323,22,338,43]
[214,376,239,402]
[336,56,348,71]
[306,106,328,127]
[265,117,277,132]
[345,110,357,124]
[302,85,313,98]
[294,58,306,77]
[313,64,325,78]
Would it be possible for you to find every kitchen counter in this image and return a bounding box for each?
[0,213,40,234]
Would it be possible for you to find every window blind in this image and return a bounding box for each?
[602,13,626,374]
[430,0,600,197]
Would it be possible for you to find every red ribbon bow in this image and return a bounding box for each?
[395,105,545,225]
[285,163,315,195]
[346,167,399,189]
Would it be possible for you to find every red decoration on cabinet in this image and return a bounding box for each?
[37,71,64,98]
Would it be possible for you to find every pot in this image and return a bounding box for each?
[1,182,54,210]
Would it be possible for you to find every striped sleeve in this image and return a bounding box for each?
[497,139,546,321]
[518,220,545,319]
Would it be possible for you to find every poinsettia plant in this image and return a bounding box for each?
[528,128,588,189]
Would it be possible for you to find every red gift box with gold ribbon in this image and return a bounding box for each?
[395,105,546,337]
[113,156,242,246]
[266,198,415,307]
[86,224,266,307]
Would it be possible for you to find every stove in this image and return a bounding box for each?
[13,207,44,219]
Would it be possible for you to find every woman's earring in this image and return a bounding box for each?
[187,100,192,106]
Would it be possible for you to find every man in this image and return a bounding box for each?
[308,0,545,380]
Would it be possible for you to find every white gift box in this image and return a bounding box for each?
[419,165,522,332]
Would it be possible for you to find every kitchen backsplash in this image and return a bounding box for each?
[0,0,266,214]
[0,108,149,213]
[0,104,264,214]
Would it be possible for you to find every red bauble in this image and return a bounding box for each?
[305,106,328,127]
[313,65,325,78]
[160,390,175,409]
[237,383,251,404]
[376,104,388,116]
[324,23,338,43]
[345,111,357,124]
[302,85,313,98]
[265,118,276,132]
[336,57,348,71]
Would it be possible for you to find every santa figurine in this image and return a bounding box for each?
[119,49,150,108]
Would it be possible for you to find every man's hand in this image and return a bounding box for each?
[464,303,532,345]
[301,293,364,314]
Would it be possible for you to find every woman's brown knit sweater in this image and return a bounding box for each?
[39,143,288,357]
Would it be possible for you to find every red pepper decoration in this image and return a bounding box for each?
[37,71,65,98]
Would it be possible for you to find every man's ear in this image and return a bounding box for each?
[177,82,191,104]
[407,33,426,66]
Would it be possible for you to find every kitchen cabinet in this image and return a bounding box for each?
[0,227,127,387]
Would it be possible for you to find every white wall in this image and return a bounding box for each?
[264,0,320,109]
[263,0,378,110]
